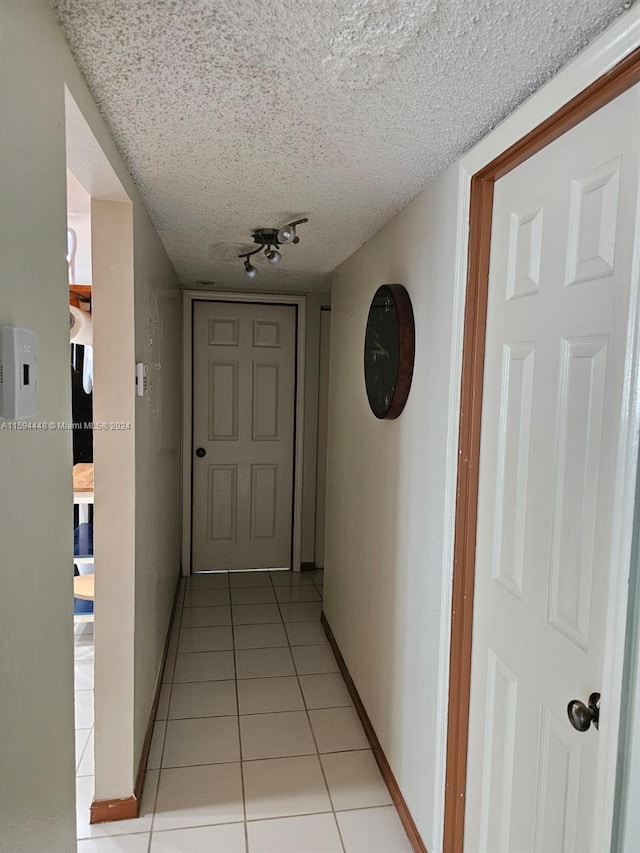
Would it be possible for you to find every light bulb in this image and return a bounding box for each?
[244,260,258,278]
[266,249,282,264]
[277,224,295,244]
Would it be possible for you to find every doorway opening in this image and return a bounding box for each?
[182,291,307,576]
[444,46,640,853]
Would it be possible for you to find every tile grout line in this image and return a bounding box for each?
[143,571,333,850]
[148,578,186,844]
[229,575,251,853]
[284,577,348,853]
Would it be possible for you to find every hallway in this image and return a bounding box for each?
[76,569,412,852]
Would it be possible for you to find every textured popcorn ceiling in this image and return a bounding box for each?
[52,0,632,292]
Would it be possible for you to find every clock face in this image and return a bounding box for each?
[364,284,414,419]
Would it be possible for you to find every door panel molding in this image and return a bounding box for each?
[182,291,306,574]
[445,45,640,853]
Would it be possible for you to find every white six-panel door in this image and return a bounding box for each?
[192,301,296,571]
[464,84,640,852]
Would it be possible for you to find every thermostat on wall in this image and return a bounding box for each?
[0,327,38,420]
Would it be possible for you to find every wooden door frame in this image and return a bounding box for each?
[444,45,640,853]
[181,290,306,575]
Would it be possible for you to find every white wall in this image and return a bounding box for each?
[324,166,460,848]
[91,199,137,800]
[0,2,182,843]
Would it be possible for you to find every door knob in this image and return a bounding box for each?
[195,447,206,458]
[567,692,600,732]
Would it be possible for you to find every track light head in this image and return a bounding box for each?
[238,219,308,274]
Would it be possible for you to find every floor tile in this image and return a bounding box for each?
[232,603,282,625]
[173,651,235,683]
[169,679,237,719]
[162,716,240,767]
[184,589,230,608]
[292,644,338,675]
[147,721,167,769]
[150,822,246,852]
[153,763,244,831]
[275,585,321,603]
[243,755,331,820]
[178,626,233,653]
[231,586,277,605]
[269,571,315,587]
[77,835,151,852]
[309,707,369,752]
[299,673,353,709]
[235,647,295,679]
[162,655,176,683]
[167,630,179,655]
[284,622,328,646]
[240,711,315,760]
[337,805,413,852]
[247,813,342,852]
[186,572,230,590]
[321,750,392,811]
[229,570,273,588]
[75,690,94,729]
[75,728,92,771]
[74,643,95,662]
[279,602,323,623]
[233,622,288,650]
[75,659,95,690]
[156,683,171,720]
[180,605,231,628]
[77,730,94,777]
[237,676,304,714]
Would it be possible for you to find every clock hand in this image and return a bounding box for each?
[370,341,390,358]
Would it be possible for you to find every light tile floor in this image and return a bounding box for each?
[76,569,413,852]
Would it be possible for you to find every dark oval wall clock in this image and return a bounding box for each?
[363,283,415,419]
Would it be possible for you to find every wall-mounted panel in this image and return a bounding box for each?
[252,362,280,440]
[548,337,608,649]
[208,361,238,441]
[492,343,535,598]
[251,465,278,540]
[207,464,238,542]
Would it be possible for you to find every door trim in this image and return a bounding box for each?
[444,45,640,853]
[181,290,307,575]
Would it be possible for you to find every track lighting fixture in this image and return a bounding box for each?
[239,218,308,277]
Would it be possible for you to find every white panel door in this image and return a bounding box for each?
[465,84,640,853]
[192,301,296,571]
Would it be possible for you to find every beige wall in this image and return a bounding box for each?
[301,293,326,564]
[132,208,182,762]
[0,3,76,850]
[324,164,460,849]
[0,2,181,844]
